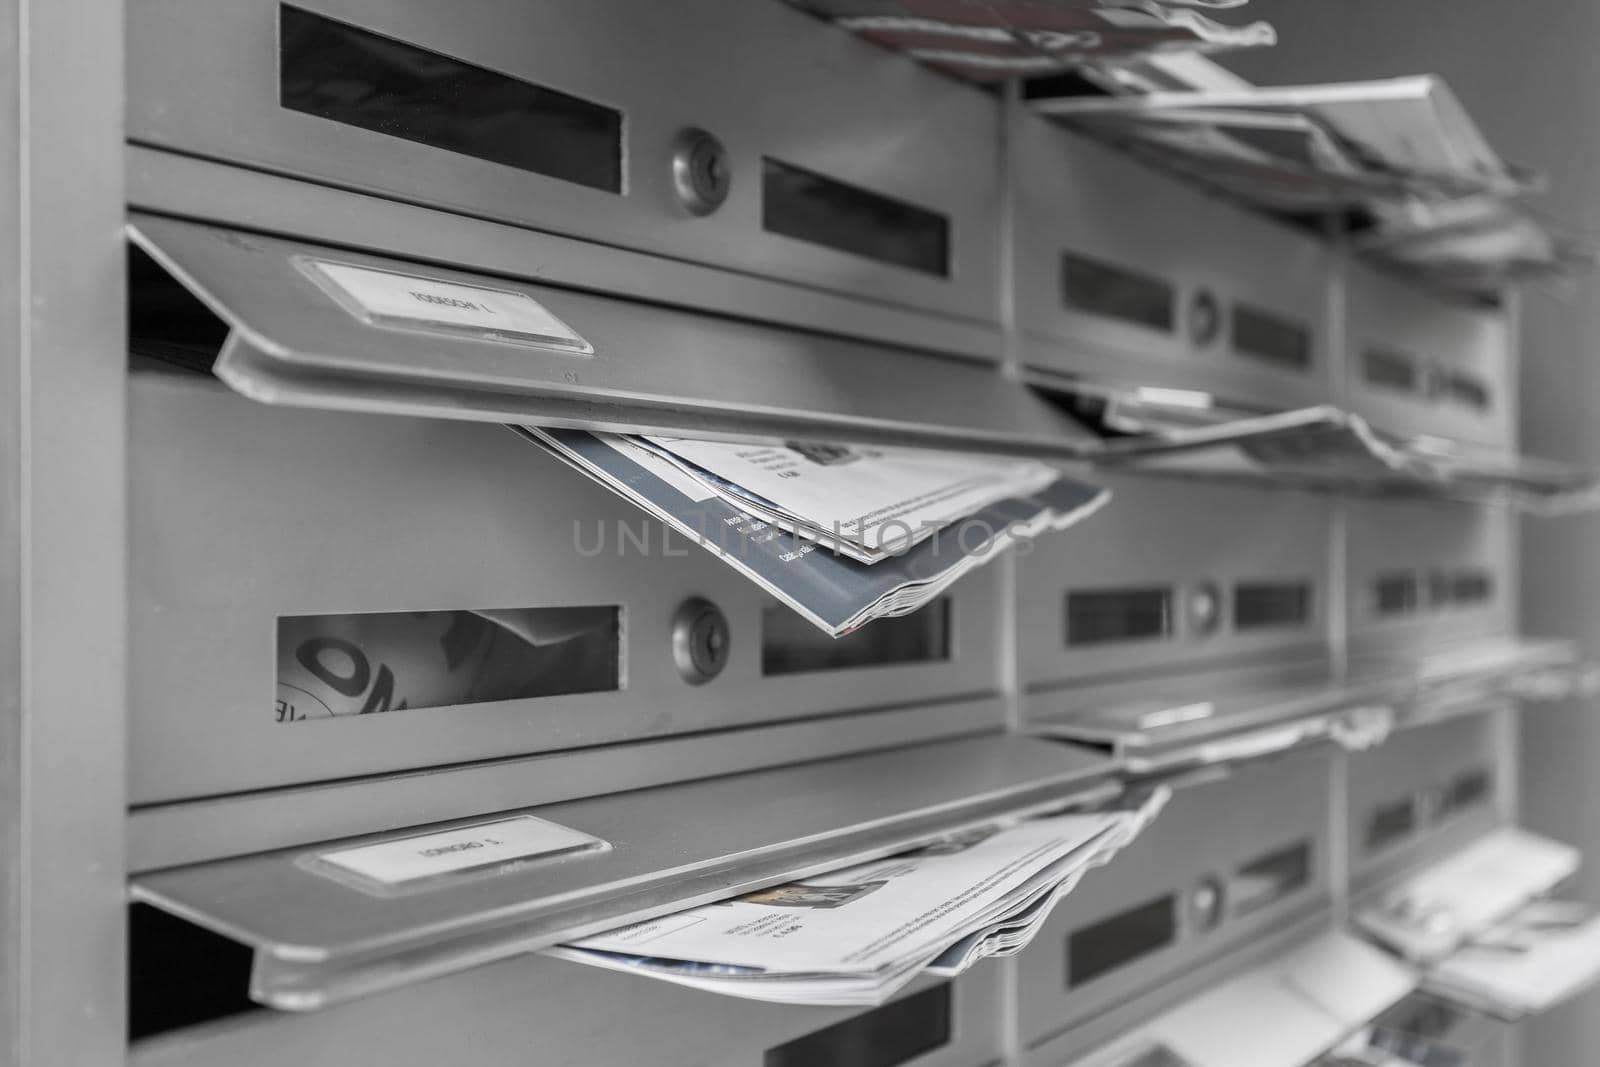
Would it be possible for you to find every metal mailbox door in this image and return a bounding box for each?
[1345,263,1512,448]
[128,370,1008,804]
[1016,750,1333,1051]
[1014,114,1333,409]
[1346,498,1513,660]
[1019,474,1330,689]
[128,0,1003,331]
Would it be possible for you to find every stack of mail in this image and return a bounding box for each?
[520,427,1110,636]
[1038,65,1532,209]
[1050,382,1600,508]
[783,1,1276,82]
[549,790,1167,1006]
[1425,901,1600,1020]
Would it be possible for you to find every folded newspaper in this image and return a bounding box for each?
[784,1,1275,82]
[1424,900,1600,1020]
[549,789,1167,1005]
[519,427,1111,636]
[1052,383,1600,508]
[1040,74,1533,211]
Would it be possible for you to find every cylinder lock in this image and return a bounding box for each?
[672,597,731,684]
[671,128,731,216]
[1190,876,1227,932]
[1188,579,1223,637]
[1189,288,1222,347]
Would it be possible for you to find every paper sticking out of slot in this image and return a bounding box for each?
[549,788,1168,1006]
[1043,380,1600,509]
[519,427,1111,637]
[784,1,1275,82]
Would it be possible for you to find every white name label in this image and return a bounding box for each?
[315,815,605,888]
[303,258,593,353]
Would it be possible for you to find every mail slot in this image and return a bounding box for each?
[1347,712,1503,896]
[1346,498,1512,659]
[1016,751,1332,1050]
[1013,112,1332,410]
[1346,261,1512,448]
[127,367,1016,805]
[126,946,1002,1067]
[127,0,1003,333]
[1019,475,1329,688]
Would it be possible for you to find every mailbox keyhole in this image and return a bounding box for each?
[673,597,731,684]
[671,128,731,217]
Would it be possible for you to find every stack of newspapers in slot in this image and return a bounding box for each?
[1424,901,1600,1020]
[519,427,1110,636]
[548,789,1167,1006]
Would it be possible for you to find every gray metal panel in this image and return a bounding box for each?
[129,370,1009,803]
[1346,262,1512,448]
[128,697,1011,872]
[132,733,1116,1010]
[1013,116,1334,409]
[0,0,128,1064]
[129,213,1098,456]
[1019,474,1332,688]
[127,0,1003,326]
[130,963,999,1067]
[127,145,1004,363]
[1347,712,1502,895]
[1346,497,1514,658]
[1016,750,1335,1049]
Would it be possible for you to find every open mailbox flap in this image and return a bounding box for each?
[1354,636,1591,719]
[130,733,1117,1012]
[1074,933,1417,1067]
[128,213,1101,459]
[1357,828,1580,965]
[1030,669,1410,774]
[1038,377,1600,507]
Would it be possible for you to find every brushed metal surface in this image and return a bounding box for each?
[1346,260,1512,449]
[128,371,1009,802]
[1019,474,1332,688]
[1013,115,1334,411]
[129,213,1099,457]
[1015,750,1334,1049]
[127,0,1002,325]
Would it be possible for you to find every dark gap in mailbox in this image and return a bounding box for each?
[127,245,227,375]
[1441,371,1491,412]
[128,903,258,1041]
[275,607,618,722]
[764,983,952,1067]
[1374,573,1420,617]
[1362,347,1419,393]
[763,598,950,676]
[279,5,623,193]
[1066,587,1172,647]
[1232,839,1311,917]
[1230,303,1311,372]
[1365,797,1417,855]
[1426,567,1494,610]
[762,157,950,277]
[1233,580,1312,630]
[1060,252,1174,333]
[1067,893,1176,988]
[1438,768,1492,822]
